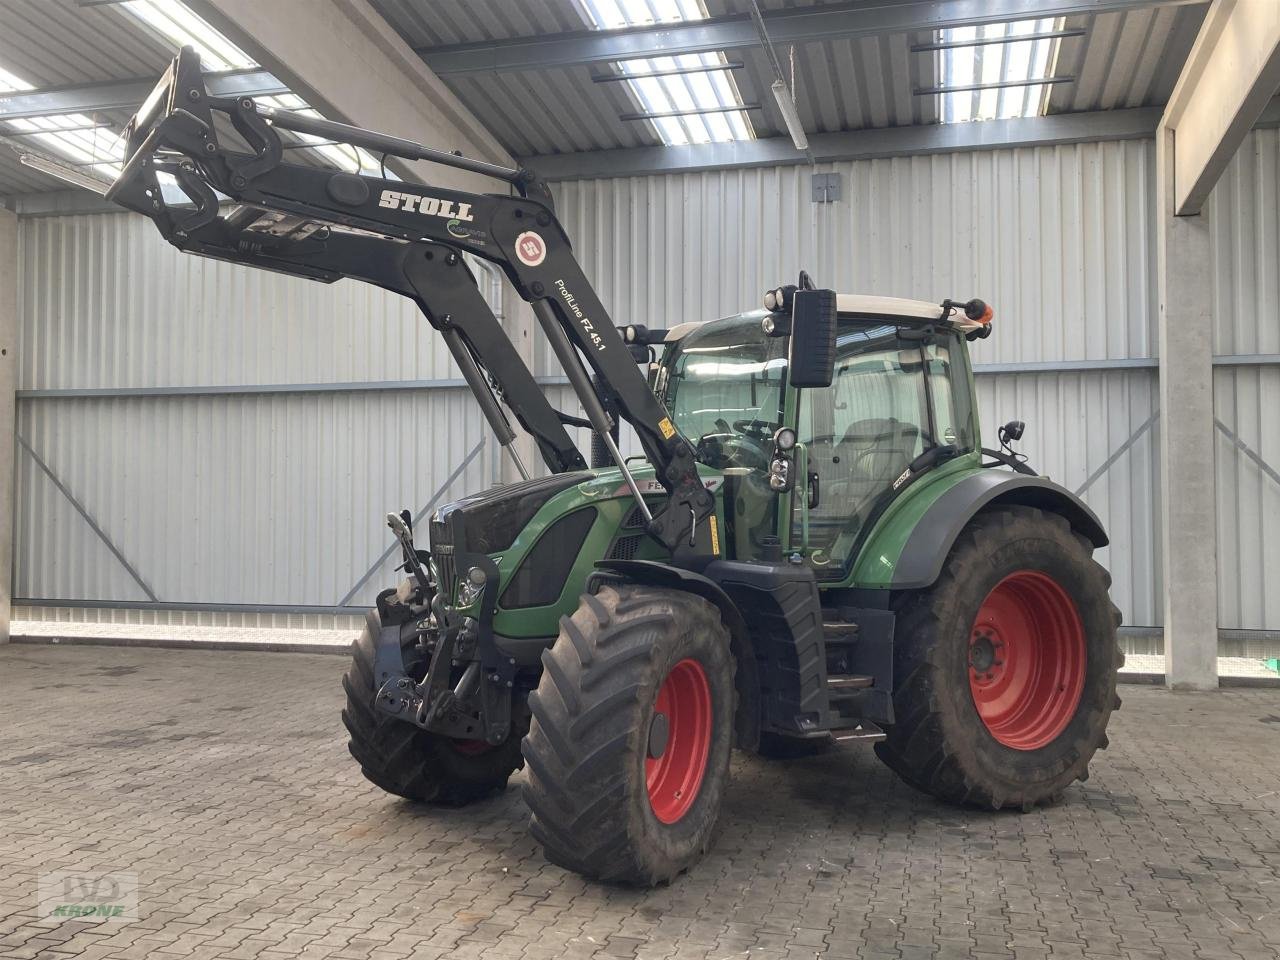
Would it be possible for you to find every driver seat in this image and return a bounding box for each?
[836,417,920,510]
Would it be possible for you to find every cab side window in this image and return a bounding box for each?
[925,340,975,451]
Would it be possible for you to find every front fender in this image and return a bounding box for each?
[857,470,1108,591]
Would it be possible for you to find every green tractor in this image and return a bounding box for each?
[107,47,1123,888]
[342,291,1122,885]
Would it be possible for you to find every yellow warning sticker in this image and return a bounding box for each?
[709,515,721,556]
[658,417,676,440]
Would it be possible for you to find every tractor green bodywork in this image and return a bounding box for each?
[440,308,994,644]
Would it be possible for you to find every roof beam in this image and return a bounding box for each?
[422,0,1207,76]
[521,106,1165,180]
[0,70,286,121]
[1161,0,1280,216]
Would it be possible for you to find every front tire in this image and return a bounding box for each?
[341,615,523,805]
[874,505,1123,810]
[522,584,735,885]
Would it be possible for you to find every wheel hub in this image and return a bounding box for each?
[967,570,1087,751]
[645,659,712,825]
[968,631,1001,676]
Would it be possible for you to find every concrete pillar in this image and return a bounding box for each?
[1152,0,1280,689]
[0,207,17,643]
[1156,126,1219,690]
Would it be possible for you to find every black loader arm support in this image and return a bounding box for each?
[108,46,714,556]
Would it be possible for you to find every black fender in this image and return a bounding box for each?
[891,472,1109,590]
[592,559,761,750]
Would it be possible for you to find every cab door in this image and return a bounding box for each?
[791,318,973,579]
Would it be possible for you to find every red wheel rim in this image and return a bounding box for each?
[645,658,713,824]
[452,739,493,756]
[968,570,1086,751]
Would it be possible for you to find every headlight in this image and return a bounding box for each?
[457,566,487,606]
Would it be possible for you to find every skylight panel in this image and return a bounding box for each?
[121,0,255,71]
[584,0,699,30]
[578,0,755,146]
[938,17,1064,124]
[0,65,31,93]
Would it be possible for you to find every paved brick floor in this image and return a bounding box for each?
[2,644,1279,960]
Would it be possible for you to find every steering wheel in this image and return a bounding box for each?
[731,418,776,443]
[695,431,772,471]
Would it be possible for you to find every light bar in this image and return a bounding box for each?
[770,80,808,152]
[18,152,112,195]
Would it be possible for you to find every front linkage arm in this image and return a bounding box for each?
[108,46,716,559]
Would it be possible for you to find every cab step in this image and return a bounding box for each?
[832,721,886,744]
[822,621,860,645]
[827,674,874,690]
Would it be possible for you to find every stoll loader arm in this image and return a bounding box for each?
[106,45,715,557]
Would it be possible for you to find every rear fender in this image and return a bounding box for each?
[592,559,761,750]
[889,472,1108,590]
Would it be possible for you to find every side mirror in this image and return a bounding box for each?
[788,288,836,388]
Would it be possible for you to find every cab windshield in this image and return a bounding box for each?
[662,314,786,471]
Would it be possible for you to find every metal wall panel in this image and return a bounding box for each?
[549,139,1157,372]
[16,212,466,391]
[13,390,495,609]
[14,211,497,614]
[1208,128,1280,631]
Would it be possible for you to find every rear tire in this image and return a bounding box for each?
[341,615,523,805]
[874,505,1122,810]
[522,584,735,885]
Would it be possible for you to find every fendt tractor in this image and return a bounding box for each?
[105,48,1123,885]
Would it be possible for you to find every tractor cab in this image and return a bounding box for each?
[657,295,987,582]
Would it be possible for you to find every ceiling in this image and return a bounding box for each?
[0,0,1209,199]
[376,0,1206,157]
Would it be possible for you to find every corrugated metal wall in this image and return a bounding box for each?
[551,139,1165,627]
[550,142,1157,365]
[14,212,498,624]
[12,132,1279,634]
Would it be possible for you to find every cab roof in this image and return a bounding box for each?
[664,294,947,343]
